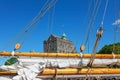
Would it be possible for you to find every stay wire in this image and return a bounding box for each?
[112,0,117,54]
[1,0,49,51]
[20,0,58,46]
[19,0,50,43]
[86,0,92,53]
[85,0,103,77]
[101,0,108,26]
[50,4,56,34]
[84,0,102,46]
[86,0,109,77]
[81,0,99,46]
[17,0,50,42]
[75,0,92,51]
[1,0,57,51]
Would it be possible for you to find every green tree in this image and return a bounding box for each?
[98,43,120,54]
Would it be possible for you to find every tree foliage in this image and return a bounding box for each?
[98,43,120,54]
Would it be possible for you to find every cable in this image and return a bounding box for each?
[50,4,56,34]
[81,0,99,46]
[87,0,109,66]
[1,0,58,51]
[1,0,49,51]
[21,0,58,46]
[85,0,102,46]
[75,0,92,52]
[86,0,109,78]
[112,0,117,55]
[101,0,108,26]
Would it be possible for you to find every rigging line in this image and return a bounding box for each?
[0,0,50,51]
[19,0,58,47]
[22,0,57,44]
[30,0,57,30]
[18,0,57,42]
[19,0,57,45]
[1,26,32,51]
[18,0,50,36]
[84,0,92,53]
[23,0,50,30]
[2,0,57,51]
[84,0,102,46]
[87,0,92,18]
[81,0,98,45]
[101,0,109,26]
[77,0,94,53]
[88,36,90,53]
[50,4,56,34]
[86,0,93,53]
[28,0,57,27]
[16,0,51,41]
[86,28,102,78]
[48,3,54,35]
[75,0,92,50]
[16,0,55,43]
[87,19,102,70]
[81,0,99,45]
[89,34,101,66]
[113,26,117,54]
[86,0,108,77]
[112,0,117,54]
[48,9,51,36]
[38,0,57,19]
[21,25,37,46]
[119,9,120,43]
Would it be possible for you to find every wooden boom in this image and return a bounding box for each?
[0,68,120,76]
[0,52,120,59]
[39,68,120,75]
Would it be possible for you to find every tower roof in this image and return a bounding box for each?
[61,33,66,40]
[62,33,66,37]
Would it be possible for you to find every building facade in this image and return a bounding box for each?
[44,34,74,53]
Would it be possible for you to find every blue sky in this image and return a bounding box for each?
[0,0,120,54]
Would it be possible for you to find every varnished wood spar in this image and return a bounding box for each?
[0,70,17,75]
[0,52,120,58]
[0,68,120,75]
[39,68,120,75]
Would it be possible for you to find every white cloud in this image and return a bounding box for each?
[112,19,120,26]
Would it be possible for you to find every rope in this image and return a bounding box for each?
[81,0,99,46]
[81,0,102,53]
[86,0,109,78]
[47,9,51,36]
[21,0,58,45]
[53,68,57,80]
[50,4,56,34]
[101,0,108,26]
[79,52,83,66]
[112,25,117,56]
[75,0,92,49]
[21,26,36,46]
[1,0,58,51]
[81,0,103,78]
[88,35,101,67]
[1,0,49,51]
[85,0,102,45]
[82,0,108,50]
[112,0,120,57]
